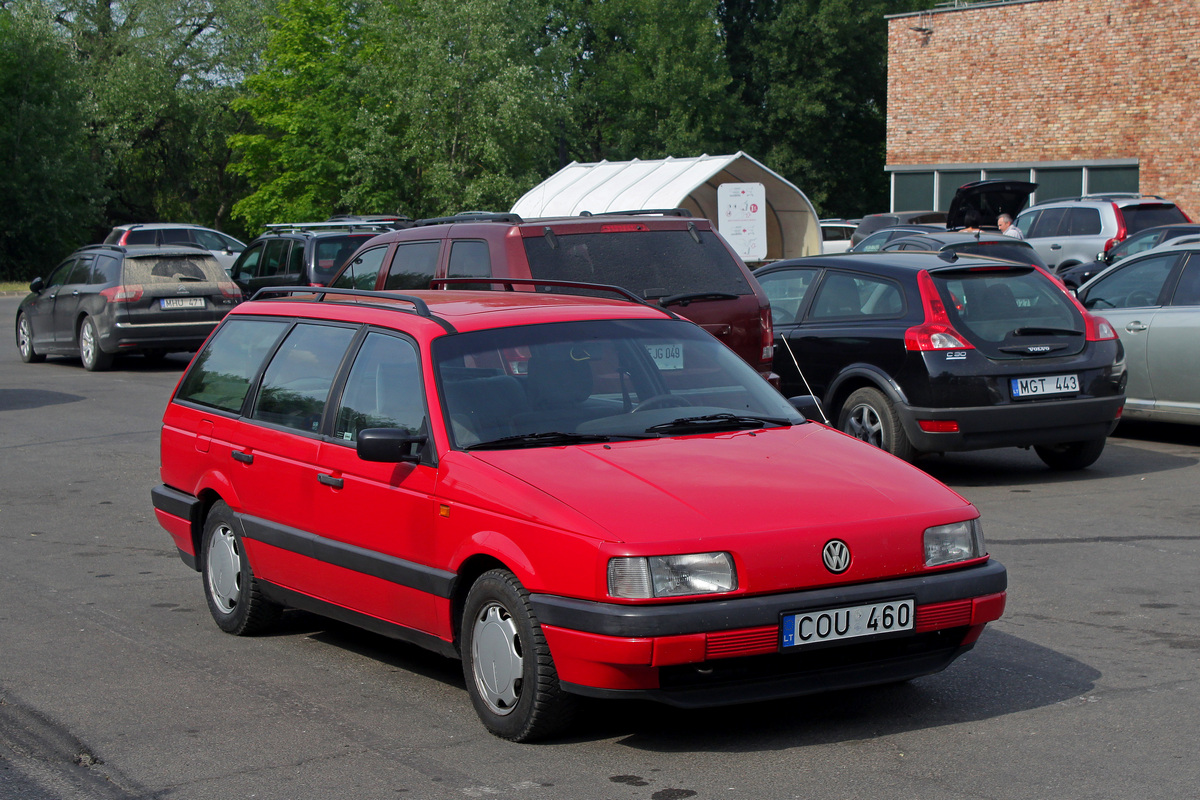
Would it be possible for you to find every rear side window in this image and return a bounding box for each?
[808,271,904,320]
[933,268,1081,350]
[176,318,289,413]
[1171,258,1200,306]
[524,230,750,299]
[89,255,121,285]
[384,241,441,290]
[1064,208,1102,236]
[251,323,357,432]
[160,228,194,245]
[123,229,157,245]
[1121,204,1189,234]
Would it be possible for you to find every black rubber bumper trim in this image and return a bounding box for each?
[895,395,1123,451]
[238,514,457,599]
[560,642,974,708]
[531,559,1006,638]
[151,484,203,524]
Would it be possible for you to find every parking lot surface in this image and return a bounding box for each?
[1,296,1197,799]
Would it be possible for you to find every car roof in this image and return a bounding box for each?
[231,288,675,336]
[896,232,1032,246]
[756,250,1026,277]
[78,243,220,259]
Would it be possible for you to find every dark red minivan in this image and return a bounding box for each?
[324,211,777,378]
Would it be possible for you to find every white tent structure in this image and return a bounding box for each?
[510,153,821,262]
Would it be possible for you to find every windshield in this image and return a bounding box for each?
[433,319,802,448]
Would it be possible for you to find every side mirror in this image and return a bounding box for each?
[29,277,44,293]
[357,428,426,463]
[788,395,823,423]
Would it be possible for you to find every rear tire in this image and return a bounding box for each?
[16,313,45,363]
[838,387,916,461]
[201,502,281,635]
[1035,437,1106,470]
[79,316,113,371]
[461,569,575,742]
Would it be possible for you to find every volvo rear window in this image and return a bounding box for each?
[523,230,751,300]
[931,268,1083,357]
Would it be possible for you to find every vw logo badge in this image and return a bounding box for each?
[822,539,851,574]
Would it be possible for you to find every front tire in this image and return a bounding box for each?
[16,313,45,363]
[1035,437,1106,470]
[838,387,916,461]
[79,316,113,371]
[201,502,281,635]
[461,569,575,742]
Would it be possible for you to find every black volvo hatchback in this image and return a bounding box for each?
[755,251,1127,469]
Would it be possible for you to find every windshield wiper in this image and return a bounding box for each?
[1010,326,1083,336]
[659,291,739,307]
[465,431,625,450]
[643,413,795,434]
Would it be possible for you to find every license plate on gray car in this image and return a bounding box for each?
[160,297,205,309]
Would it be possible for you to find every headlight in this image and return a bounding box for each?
[608,552,737,599]
[924,519,985,567]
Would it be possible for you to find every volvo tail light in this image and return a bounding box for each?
[904,270,974,351]
[759,306,774,362]
[101,284,144,303]
[1103,202,1128,252]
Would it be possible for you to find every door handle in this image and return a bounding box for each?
[1125,321,1148,333]
[1049,244,1062,250]
[231,450,254,464]
[317,473,344,489]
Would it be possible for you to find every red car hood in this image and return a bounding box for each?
[464,424,973,547]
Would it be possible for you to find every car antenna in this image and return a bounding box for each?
[778,336,830,424]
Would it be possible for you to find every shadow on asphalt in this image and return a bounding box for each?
[593,629,1096,751]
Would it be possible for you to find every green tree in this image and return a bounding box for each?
[46,0,269,236]
[0,2,105,280]
[228,0,372,229]
[558,0,735,164]
[356,0,559,216]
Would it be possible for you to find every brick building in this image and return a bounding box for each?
[885,0,1199,218]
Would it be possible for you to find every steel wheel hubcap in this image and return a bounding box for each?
[846,403,884,448]
[206,524,241,613]
[471,602,523,715]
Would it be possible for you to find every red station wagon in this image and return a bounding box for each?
[152,286,1007,741]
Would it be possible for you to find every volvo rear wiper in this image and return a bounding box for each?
[643,413,794,434]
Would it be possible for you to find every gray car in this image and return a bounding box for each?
[1015,194,1190,272]
[104,223,246,271]
[1077,241,1200,424]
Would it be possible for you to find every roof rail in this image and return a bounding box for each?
[1032,193,1166,206]
[577,208,692,218]
[247,286,435,318]
[263,221,401,234]
[411,212,523,228]
[428,277,680,318]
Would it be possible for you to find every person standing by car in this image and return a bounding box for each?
[998,213,1024,238]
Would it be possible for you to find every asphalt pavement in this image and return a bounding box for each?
[1,295,1197,800]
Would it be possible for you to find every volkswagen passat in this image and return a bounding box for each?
[152,284,1007,741]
